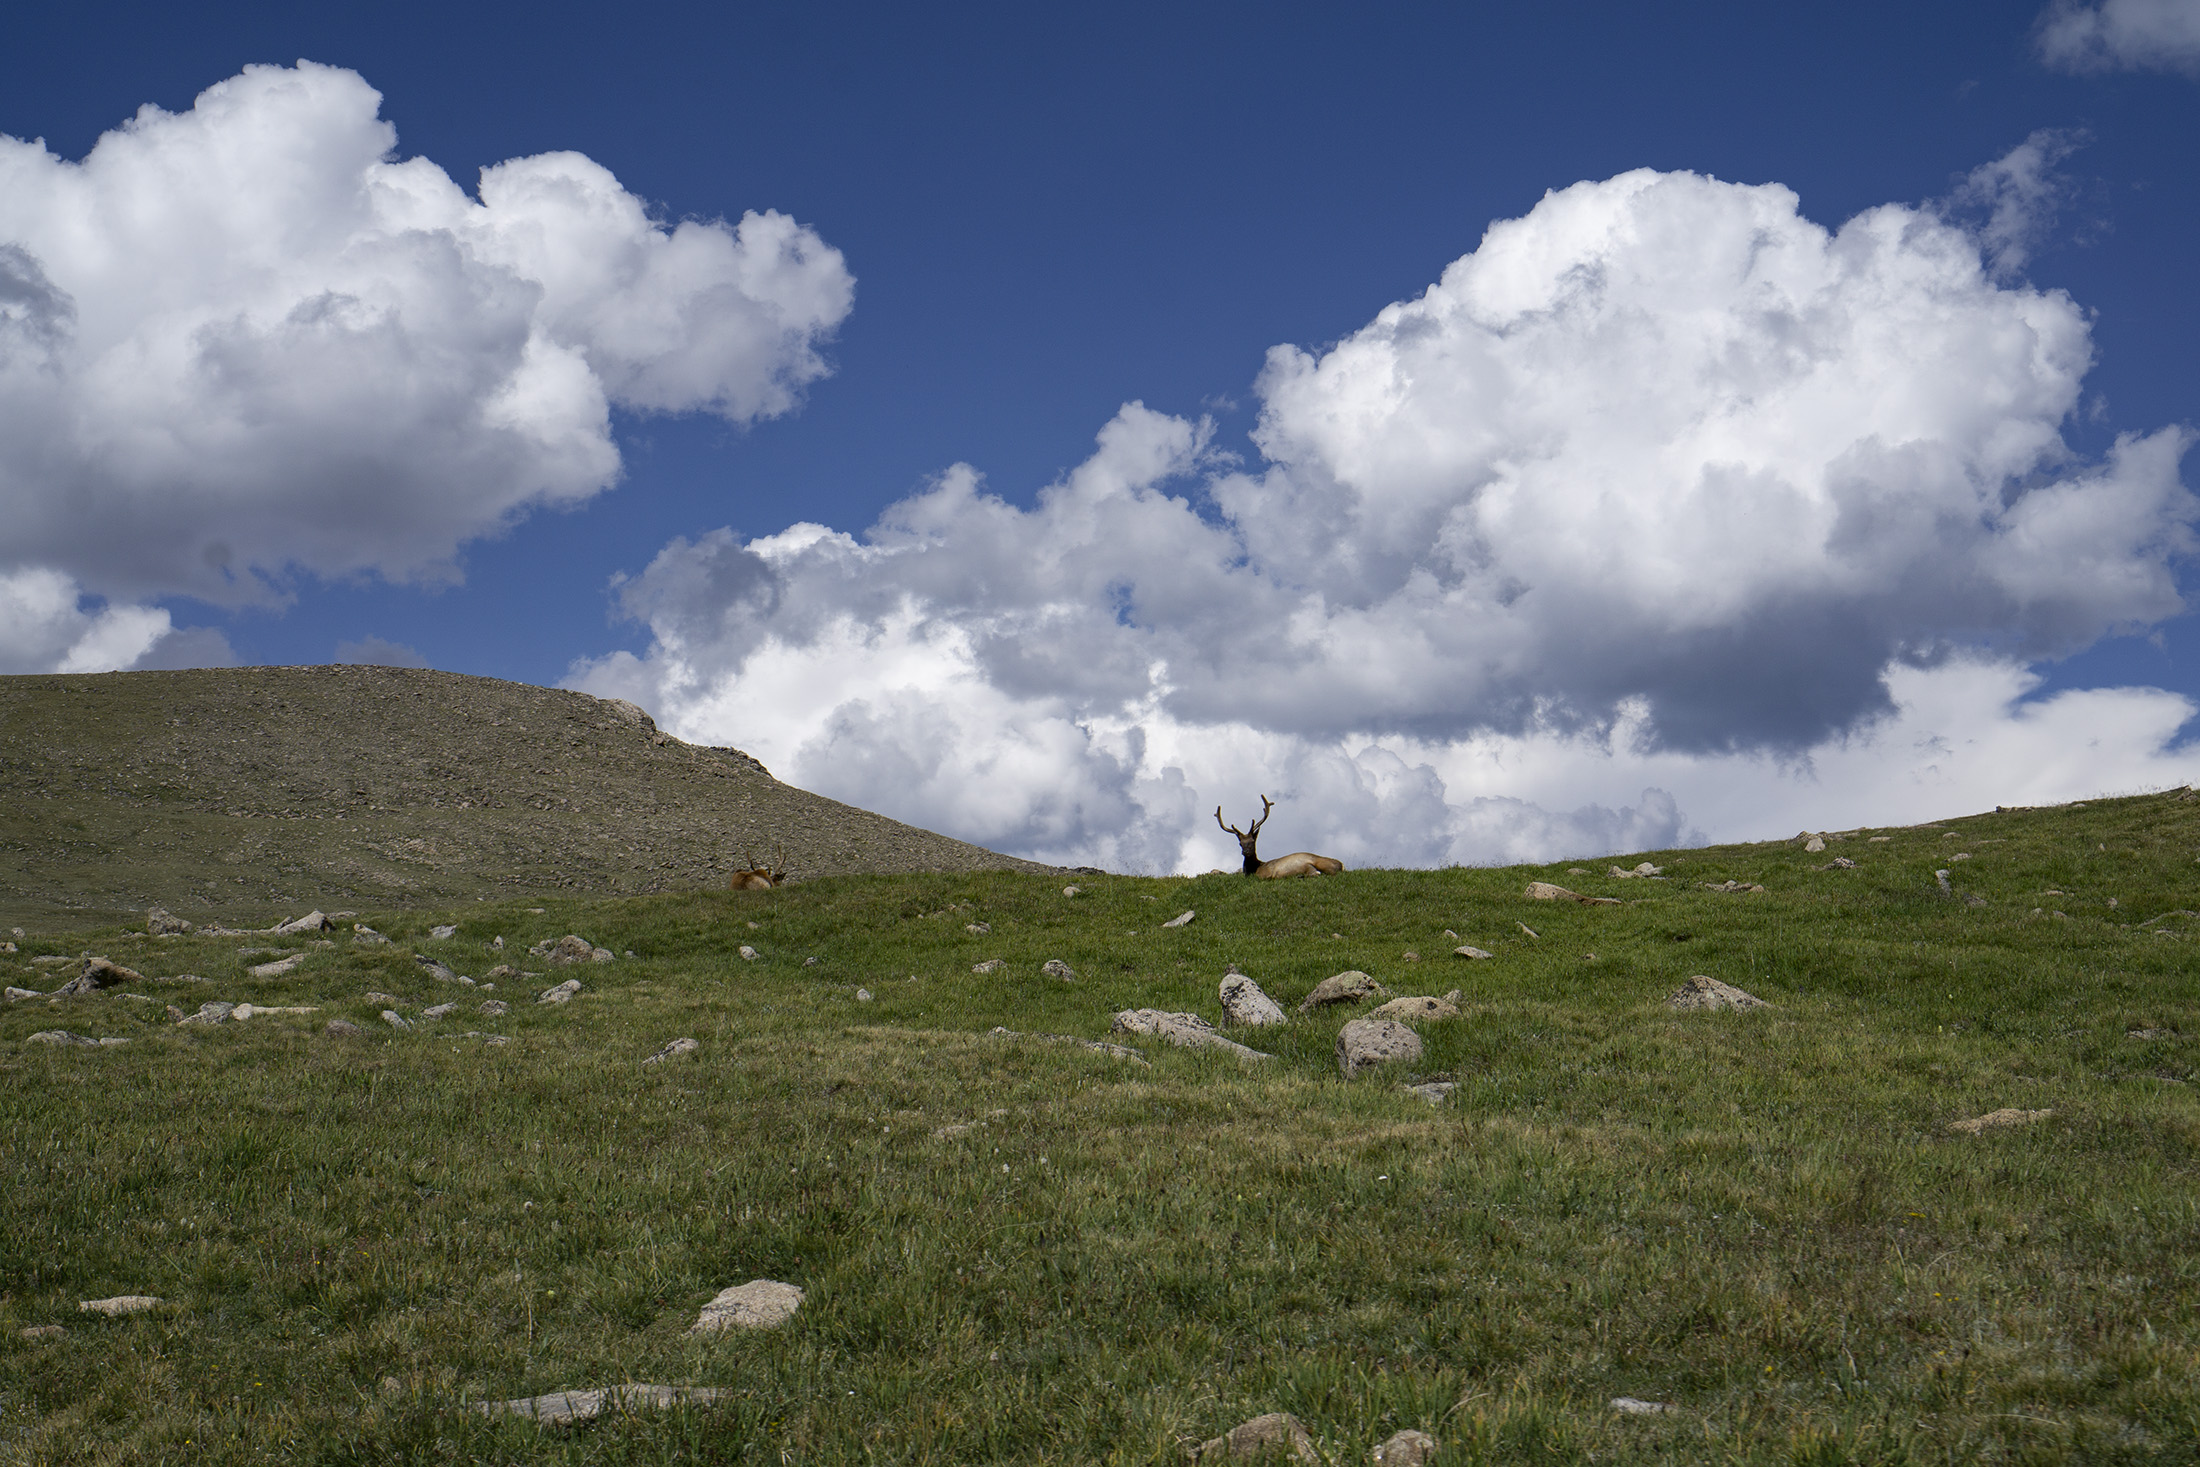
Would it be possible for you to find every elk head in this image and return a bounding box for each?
[728,846,788,891]
[1217,797,1345,879]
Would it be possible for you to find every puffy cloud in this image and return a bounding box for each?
[573,166,2196,870]
[0,61,852,609]
[0,566,234,674]
[2038,0,2200,74]
[1938,130,2086,277]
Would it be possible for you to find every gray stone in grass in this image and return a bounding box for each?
[323,1019,364,1037]
[480,999,510,1017]
[1041,959,1076,982]
[1610,1396,1675,1415]
[1665,975,1768,1011]
[382,1010,411,1031]
[855,987,874,1002]
[145,907,193,936]
[421,1003,458,1019]
[78,1295,161,1316]
[352,925,391,945]
[1219,971,1286,1027]
[29,1030,129,1047]
[429,924,457,939]
[1161,909,1196,928]
[1453,945,1493,960]
[474,1384,730,1424]
[151,972,208,984]
[54,956,144,995]
[738,945,760,961]
[1405,1081,1457,1106]
[537,978,582,1005]
[1368,994,1459,1023]
[1110,1009,1272,1061]
[177,1001,236,1026]
[1935,869,1953,893]
[1337,1018,1422,1077]
[5,986,41,1001]
[1947,1107,2053,1135]
[20,1325,65,1341]
[1804,836,1826,853]
[1297,970,1386,1012]
[248,953,307,979]
[363,991,400,1005]
[270,911,333,935]
[971,958,1005,973]
[461,1032,511,1046]
[1372,1428,1441,1465]
[1194,1411,1320,1462]
[966,921,991,934]
[986,1027,1150,1065]
[644,1037,699,1064]
[689,1279,804,1333]
[414,954,465,984]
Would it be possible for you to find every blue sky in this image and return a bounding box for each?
[4,1,2198,869]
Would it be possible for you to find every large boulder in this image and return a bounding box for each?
[689,1279,804,1333]
[1219,971,1286,1027]
[1337,1018,1422,1078]
[53,957,143,996]
[1297,971,1386,1013]
[145,908,194,936]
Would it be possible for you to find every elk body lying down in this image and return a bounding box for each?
[728,849,787,891]
[1218,797,1344,879]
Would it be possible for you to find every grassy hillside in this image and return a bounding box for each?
[0,666,1053,930]
[3,789,2198,1463]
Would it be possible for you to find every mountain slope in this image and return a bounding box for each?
[0,665,1053,927]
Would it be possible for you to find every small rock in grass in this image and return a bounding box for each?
[1041,959,1076,982]
[689,1279,804,1333]
[145,908,193,936]
[643,1037,699,1064]
[177,1001,236,1026]
[480,999,509,1017]
[1219,971,1286,1027]
[29,1030,128,1047]
[1665,975,1769,1011]
[1402,951,1420,961]
[1935,869,1952,893]
[474,1384,729,1424]
[5,986,40,1001]
[1368,994,1458,1023]
[429,925,458,939]
[803,956,821,967]
[1965,894,1989,908]
[1609,862,1663,879]
[1453,945,1493,960]
[78,1295,162,1317]
[856,987,874,1002]
[1819,857,1857,870]
[414,954,464,983]
[966,921,991,934]
[1062,885,1081,898]
[1524,881,1622,905]
[1337,1018,1422,1077]
[270,911,333,935]
[363,991,400,1005]
[1701,880,1765,894]
[20,1325,65,1341]
[1804,836,1826,853]
[971,958,1005,974]
[165,1004,187,1022]
[1111,1009,1273,1061]
[382,1010,411,1031]
[54,956,145,996]
[1195,1411,1319,1463]
[485,964,517,980]
[1372,1428,1441,1465]
[1297,971,1386,1012]
[1947,1107,2053,1136]
[421,1003,457,1019]
[738,945,759,961]
[1161,910,1195,928]
[1405,1082,1456,1106]
[537,979,582,1005]
[323,1019,364,1037]
[246,953,306,980]
[1611,1396,1675,1415]
[352,925,391,945]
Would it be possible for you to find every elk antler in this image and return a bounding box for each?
[1216,795,1275,839]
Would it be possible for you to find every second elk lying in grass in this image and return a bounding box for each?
[1218,796,1344,879]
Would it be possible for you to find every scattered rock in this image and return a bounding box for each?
[486,964,517,980]
[1062,885,1081,898]
[429,924,458,939]
[1405,1081,1456,1106]
[480,999,509,1017]
[54,956,144,996]
[1372,1427,1441,1465]
[1935,869,1952,894]
[270,911,333,935]
[1610,1397,1675,1415]
[28,1031,128,1047]
[966,922,991,934]
[1804,836,1826,853]
[1947,1107,2054,1136]
[2129,1027,2172,1040]
[541,935,601,966]
[1965,895,1989,909]
[352,925,391,945]
[414,954,465,984]
[1701,880,1765,894]
[1368,995,1459,1023]
[537,979,582,1005]
[644,1037,700,1064]
[1818,857,1857,870]
[1194,1411,1319,1463]
[382,1010,411,1031]
[972,958,1006,974]
[145,908,194,936]
[20,1325,65,1341]
[1401,950,1420,962]
[363,991,400,1005]
[1110,1009,1273,1061]
[78,1295,162,1317]
[1219,972,1286,1027]
[1297,971,1387,1012]
[421,1003,458,1019]
[1042,959,1077,982]
[856,987,874,1002]
[248,954,307,979]
[1452,945,1493,960]
[689,1279,804,1333]
[986,1027,1150,1064]
[323,1019,364,1037]
[473,1384,730,1424]
[738,945,760,961]
[177,1001,237,1026]
[1337,1018,1422,1077]
[5,986,41,1001]
[1161,910,1196,928]
[1525,881,1621,905]
[1609,862,1663,878]
[1665,976,1769,1011]
[232,1004,316,1020]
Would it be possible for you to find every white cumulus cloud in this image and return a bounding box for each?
[0,60,853,622]
[0,567,234,674]
[573,165,2196,870]
[2038,0,2200,74]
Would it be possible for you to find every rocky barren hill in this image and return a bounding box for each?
[0,665,1053,927]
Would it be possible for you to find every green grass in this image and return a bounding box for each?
[4,791,2199,1464]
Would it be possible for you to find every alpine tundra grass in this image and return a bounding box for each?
[4,791,2199,1464]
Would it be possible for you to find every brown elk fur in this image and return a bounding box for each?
[728,848,788,891]
[1217,797,1344,879]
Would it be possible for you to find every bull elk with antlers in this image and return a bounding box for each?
[728,847,789,891]
[1217,796,1344,879]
